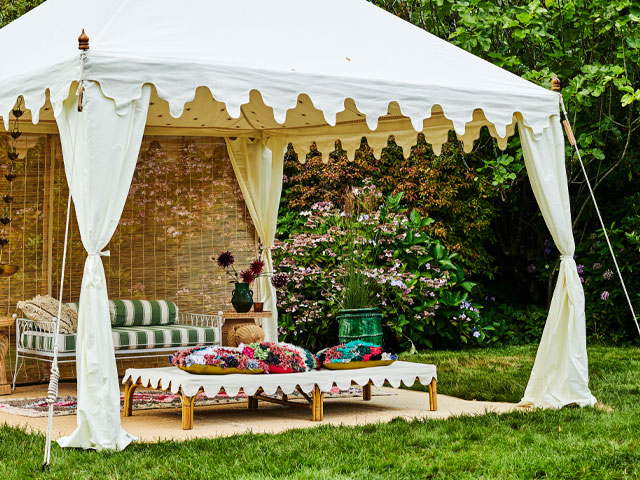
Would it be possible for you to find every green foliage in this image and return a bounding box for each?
[372,0,640,343]
[575,210,640,344]
[274,184,485,351]
[478,301,548,345]
[0,0,44,27]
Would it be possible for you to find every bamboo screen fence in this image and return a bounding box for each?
[1,133,257,384]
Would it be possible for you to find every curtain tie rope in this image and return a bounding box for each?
[87,250,110,257]
[559,255,574,261]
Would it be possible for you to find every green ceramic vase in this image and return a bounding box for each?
[231,282,254,313]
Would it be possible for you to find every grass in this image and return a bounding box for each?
[1,345,639,479]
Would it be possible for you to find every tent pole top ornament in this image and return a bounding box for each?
[78,29,89,51]
[551,75,562,92]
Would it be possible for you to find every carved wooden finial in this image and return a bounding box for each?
[551,75,561,92]
[78,29,90,51]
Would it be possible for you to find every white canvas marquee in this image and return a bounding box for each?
[0,0,596,452]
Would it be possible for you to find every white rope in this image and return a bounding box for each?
[42,190,72,469]
[559,96,640,337]
[42,53,86,470]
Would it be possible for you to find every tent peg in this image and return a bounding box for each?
[551,75,561,92]
[78,29,90,51]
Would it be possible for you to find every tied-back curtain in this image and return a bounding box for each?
[518,114,597,408]
[55,81,151,450]
[225,137,285,342]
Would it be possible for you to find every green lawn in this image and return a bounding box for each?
[1,345,639,479]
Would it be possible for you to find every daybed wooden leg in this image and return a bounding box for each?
[181,393,195,430]
[248,396,258,410]
[0,332,11,395]
[362,381,372,401]
[123,381,138,417]
[428,378,438,411]
[312,385,324,421]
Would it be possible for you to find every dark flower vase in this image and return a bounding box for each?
[231,282,254,313]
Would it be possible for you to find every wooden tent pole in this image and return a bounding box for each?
[41,135,55,296]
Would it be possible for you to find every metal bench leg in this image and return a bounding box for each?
[12,351,23,390]
[428,378,438,411]
[312,385,324,421]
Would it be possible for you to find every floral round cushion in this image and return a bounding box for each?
[170,345,266,374]
[170,342,318,374]
[240,342,318,373]
[317,341,398,369]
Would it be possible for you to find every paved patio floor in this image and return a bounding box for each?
[1,381,518,442]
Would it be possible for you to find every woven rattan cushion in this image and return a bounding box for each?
[228,324,264,347]
[17,295,78,334]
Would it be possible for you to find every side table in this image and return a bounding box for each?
[217,310,272,346]
[0,316,14,395]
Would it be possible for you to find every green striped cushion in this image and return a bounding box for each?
[65,300,178,327]
[109,300,178,327]
[21,331,76,352]
[112,325,217,350]
[21,324,217,353]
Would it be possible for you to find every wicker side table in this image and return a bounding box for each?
[0,316,14,395]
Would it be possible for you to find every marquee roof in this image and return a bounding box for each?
[0,0,559,157]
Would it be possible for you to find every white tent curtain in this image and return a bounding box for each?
[55,81,152,450]
[225,137,286,342]
[518,115,597,408]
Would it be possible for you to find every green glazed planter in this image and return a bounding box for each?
[337,307,383,346]
[231,282,254,313]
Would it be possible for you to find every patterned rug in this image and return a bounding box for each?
[0,387,393,418]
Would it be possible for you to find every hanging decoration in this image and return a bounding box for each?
[0,96,23,278]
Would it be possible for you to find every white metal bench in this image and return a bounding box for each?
[12,311,223,389]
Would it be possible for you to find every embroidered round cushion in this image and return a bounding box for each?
[170,345,266,374]
[317,341,398,369]
[177,364,263,375]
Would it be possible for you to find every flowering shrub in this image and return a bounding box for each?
[273,184,484,351]
[523,210,640,344]
[281,135,500,280]
[574,214,640,344]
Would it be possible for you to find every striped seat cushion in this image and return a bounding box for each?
[21,331,77,353]
[21,324,217,353]
[112,325,216,350]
